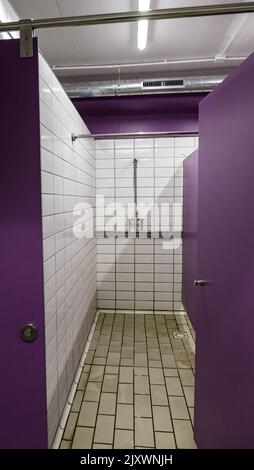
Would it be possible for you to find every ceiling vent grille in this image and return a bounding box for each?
[143,80,163,87]
[142,79,184,88]
[164,79,184,86]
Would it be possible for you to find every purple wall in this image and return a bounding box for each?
[182,150,198,328]
[72,93,206,134]
[195,52,254,448]
[0,39,47,448]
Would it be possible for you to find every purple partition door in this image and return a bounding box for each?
[195,52,254,448]
[0,40,47,448]
[182,150,198,328]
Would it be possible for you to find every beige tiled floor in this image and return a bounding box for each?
[60,312,196,449]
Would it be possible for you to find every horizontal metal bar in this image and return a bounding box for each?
[72,131,199,141]
[0,3,254,33]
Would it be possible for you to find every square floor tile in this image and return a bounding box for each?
[119,367,134,384]
[166,377,183,396]
[95,345,109,357]
[114,430,134,449]
[135,353,148,367]
[84,382,101,402]
[152,406,173,432]
[135,418,154,447]
[94,415,115,444]
[116,404,134,430]
[155,432,176,449]
[151,385,168,406]
[168,396,189,420]
[122,347,134,359]
[179,369,195,386]
[78,402,98,427]
[89,365,105,382]
[162,354,176,368]
[99,393,116,415]
[118,383,133,404]
[107,352,121,366]
[98,335,111,346]
[149,368,165,385]
[102,374,118,393]
[173,420,196,449]
[164,368,179,377]
[72,427,94,449]
[148,349,161,361]
[135,395,152,418]
[134,375,150,395]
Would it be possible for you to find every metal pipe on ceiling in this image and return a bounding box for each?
[53,56,247,72]
[72,131,199,141]
[0,3,254,33]
[63,75,226,98]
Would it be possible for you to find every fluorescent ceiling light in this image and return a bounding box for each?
[139,0,150,11]
[138,0,150,50]
[138,20,149,50]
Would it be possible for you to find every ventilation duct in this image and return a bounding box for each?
[62,75,225,98]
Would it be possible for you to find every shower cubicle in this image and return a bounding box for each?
[96,136,198,313]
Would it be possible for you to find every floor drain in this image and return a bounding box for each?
[173,331,189,340]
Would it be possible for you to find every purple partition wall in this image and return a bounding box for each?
[0,40,47,448]
[72,93,206,134]
[195,52,254,448]
[182,150,198,328]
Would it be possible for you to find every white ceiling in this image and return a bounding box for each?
[8,0,254,80]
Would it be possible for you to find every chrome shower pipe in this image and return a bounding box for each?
[0,3,254,33]
[72,131,199,141]
[133,158,138,210]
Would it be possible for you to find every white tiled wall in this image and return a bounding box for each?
[96,137,198,312]
[39,54,97,446]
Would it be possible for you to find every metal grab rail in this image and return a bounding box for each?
[72,131,199,141]
[1,3,254,32]
[0,3,254,57]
